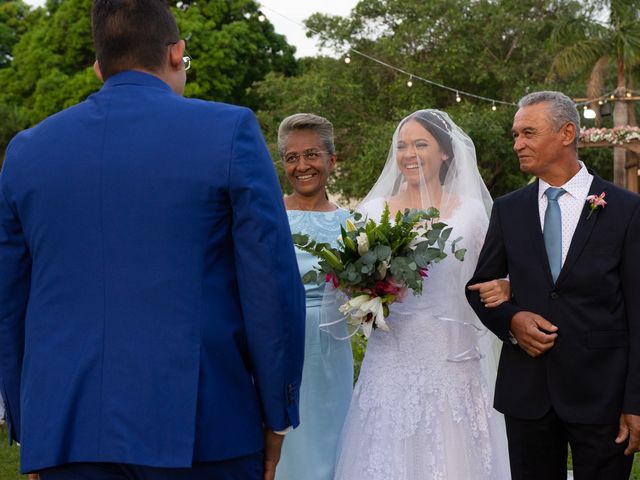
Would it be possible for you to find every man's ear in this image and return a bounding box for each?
[561,122,577,147]
[168,39,185,72]
[93,60,104,82]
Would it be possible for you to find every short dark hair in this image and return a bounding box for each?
[92,0,180,79]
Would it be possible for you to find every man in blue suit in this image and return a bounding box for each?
[0,0,305,478]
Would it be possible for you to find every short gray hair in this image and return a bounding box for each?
[277,113,335,158]
[517,91,580,147]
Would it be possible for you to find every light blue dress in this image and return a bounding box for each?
[277,208,354,480]
[0,384,4,422]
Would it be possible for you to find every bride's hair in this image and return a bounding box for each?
[399,111,454,185]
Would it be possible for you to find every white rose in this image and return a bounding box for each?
[356,232,369,256]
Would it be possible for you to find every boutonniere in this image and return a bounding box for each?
[586,192,606,219]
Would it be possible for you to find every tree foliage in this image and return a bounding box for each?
[549,0,640,185]
[0,0,626,193]
[0,0,297,162]
[256,0,614,201]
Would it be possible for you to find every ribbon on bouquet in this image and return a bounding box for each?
[435,315,487,362]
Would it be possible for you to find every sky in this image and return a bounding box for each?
[259,1,358,57]
[23,0,360,58]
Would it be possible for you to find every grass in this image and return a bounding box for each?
[567,448,640,478]
[1,409,639,479]
[351,337,640,478]
[0,424,26,480]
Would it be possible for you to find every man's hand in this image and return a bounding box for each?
[468,279,511,308]
[510,311,558,357]
[263,429,285,480]
[616,413,640,455]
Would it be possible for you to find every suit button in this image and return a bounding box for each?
[550,292,559,299]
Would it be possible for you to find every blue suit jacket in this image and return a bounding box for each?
[0,71,305,472]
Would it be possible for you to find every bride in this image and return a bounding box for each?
[334,110,511,479]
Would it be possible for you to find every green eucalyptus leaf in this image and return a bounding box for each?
[426,229,441,243]
[302,270,320,284]
[425,207,440,218]
[292,233,309,246]
[375,244,392,261]
[361,250,377,265]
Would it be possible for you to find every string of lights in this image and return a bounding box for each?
[257,3,627,114]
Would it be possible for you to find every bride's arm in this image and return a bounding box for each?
[467,279,510,308]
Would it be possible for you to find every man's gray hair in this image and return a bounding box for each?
[277,113,335,158]
[518,91,580,147]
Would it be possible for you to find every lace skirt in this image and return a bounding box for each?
[334,317,511,480]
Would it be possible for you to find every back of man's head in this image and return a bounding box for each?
[92,0,180,80]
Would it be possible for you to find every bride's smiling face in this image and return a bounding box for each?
[396,120,447,186]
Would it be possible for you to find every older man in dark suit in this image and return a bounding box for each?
[467,91,640,480]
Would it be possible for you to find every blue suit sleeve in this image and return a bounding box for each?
[0,143,30,444]
[465,199,522,342]
[228,109,305,431]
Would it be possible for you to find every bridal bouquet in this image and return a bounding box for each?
[292,203,465,337]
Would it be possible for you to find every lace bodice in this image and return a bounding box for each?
[334,198,510,480]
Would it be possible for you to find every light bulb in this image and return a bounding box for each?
[455,92,461,103]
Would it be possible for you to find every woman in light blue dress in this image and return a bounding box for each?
[276,113,354,480]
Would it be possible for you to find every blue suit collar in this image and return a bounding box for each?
[103,70,174,93]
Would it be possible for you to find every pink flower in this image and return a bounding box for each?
[419,268,429,278]
[326,273,340,288]
[586,192,606,219]
[374,277,408,302]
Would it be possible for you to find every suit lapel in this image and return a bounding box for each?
[525,180,554,285]
[555,174,607,286]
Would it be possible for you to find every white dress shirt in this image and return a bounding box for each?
[538,162,593,267]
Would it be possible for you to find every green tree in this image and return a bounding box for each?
[177,0,297,107]
[550,0,640,186]
[0,0,298,162]
[0,0,30,67]
[257,0,593,201]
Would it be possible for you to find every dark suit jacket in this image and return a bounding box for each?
[0,71,305,472]
[466,173,640,424]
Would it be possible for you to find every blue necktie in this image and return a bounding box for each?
[543,187,566,283]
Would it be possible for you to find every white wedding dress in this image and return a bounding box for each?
[334,197,511,480]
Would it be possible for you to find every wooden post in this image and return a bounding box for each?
[626,151,639,193]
